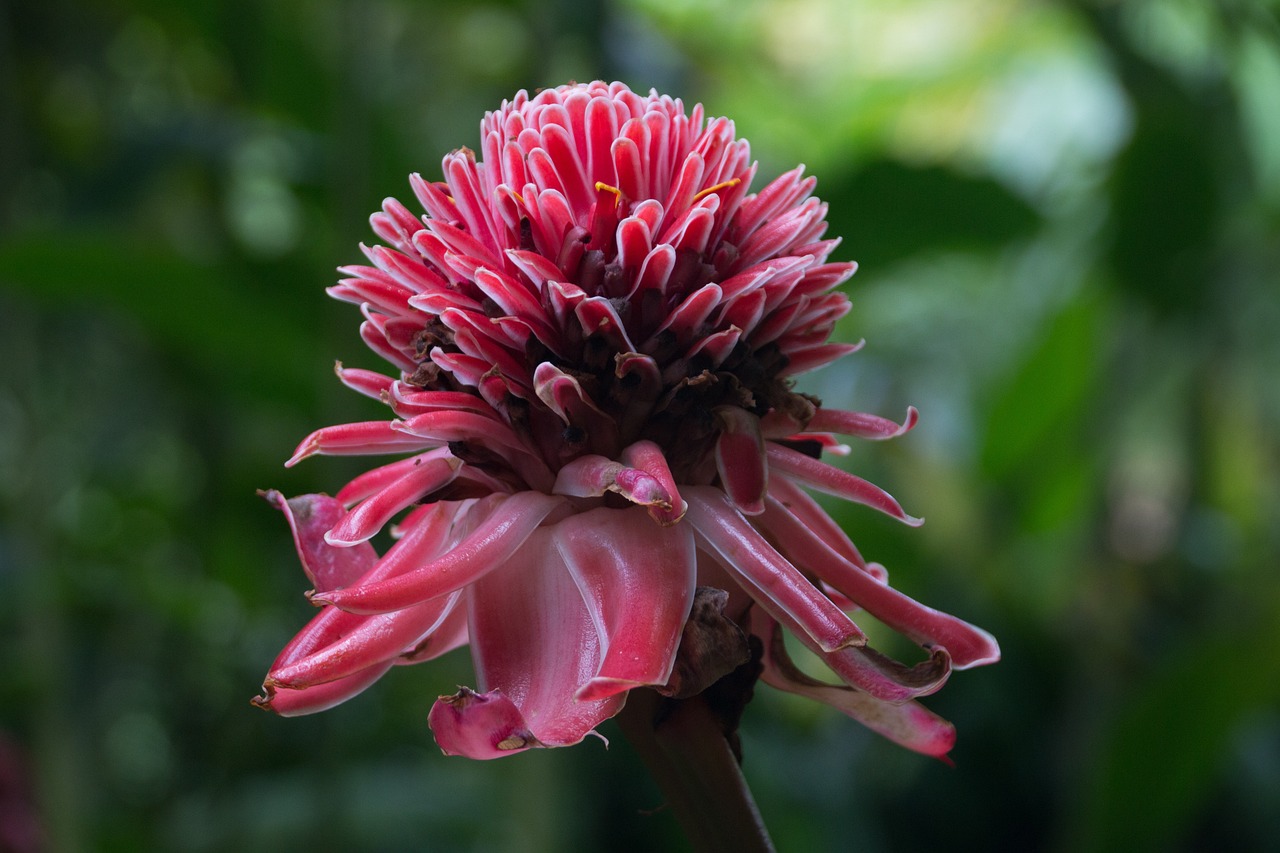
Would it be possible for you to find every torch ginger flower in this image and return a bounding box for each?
[254,81,999,761]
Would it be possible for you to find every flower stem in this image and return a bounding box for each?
[617,688,775,853]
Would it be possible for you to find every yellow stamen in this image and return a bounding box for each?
[692,177,742,203]
[594,182,623,208]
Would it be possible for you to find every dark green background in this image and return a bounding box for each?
[2,0,1278,850]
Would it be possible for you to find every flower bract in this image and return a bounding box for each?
[254,81,999,760]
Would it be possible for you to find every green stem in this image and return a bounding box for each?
[617,689,775,853]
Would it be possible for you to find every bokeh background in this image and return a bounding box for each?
[3,0,1279,850]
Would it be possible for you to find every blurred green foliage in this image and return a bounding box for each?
[2,0,1278,850]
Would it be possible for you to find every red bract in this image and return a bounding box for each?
[254,81,999,759]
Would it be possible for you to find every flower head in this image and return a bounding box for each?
[254,81,999,759]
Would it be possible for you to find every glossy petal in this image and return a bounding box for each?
[311,492,566,614]
[555,507,697,700]
[467,528,624,748]
[685,487,865,653]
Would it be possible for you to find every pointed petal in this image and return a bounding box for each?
[254,661,394,717]
[326,452,462,545]
[807,406,919,441]
[555,507,697,701]
[286,421,430,467]
[268,592,464,689]
[760,496,1000,670]
[766,444,924,526]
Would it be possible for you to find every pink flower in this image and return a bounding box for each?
[254,81,998,760]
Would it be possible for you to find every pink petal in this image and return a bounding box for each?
[466,527,624,748]
[334,454,438,505]
[333,362,395,400]
[555,507,697,701]
[428,687,542,759]
[713,407,767,515]
[326,451,462,545]
[759,483,869,571]
[761,496,1000,670]
[398,599,470,664]
[261,491,377,592]
[765,444,924,526]
[268,592,464,689]
[807,406,919,440]
[286,421,431,467]
[684,487,865,653]
[551,454,673,509]
[620,440,686,525]
[752,611,956,758]
[778,342,864,377]
[311,492,566,614]
[254,661,394,717]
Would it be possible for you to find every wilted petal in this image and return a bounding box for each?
[428,687,542,759]
[753,612,956,758]
[261,491,377,592]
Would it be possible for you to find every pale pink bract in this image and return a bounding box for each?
[254,81,999,759]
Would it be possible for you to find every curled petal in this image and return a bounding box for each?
[753,611,956,758]
[260,491,377,592]
[552,454,673,509]
[428,687,542,759]
[620,440,686,525]
[823,643,952,703]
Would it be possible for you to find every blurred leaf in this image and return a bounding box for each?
[0,233,324,402]
[823,159,1042,270]
[1070,593,1280,853]
[979,290,1102,486]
